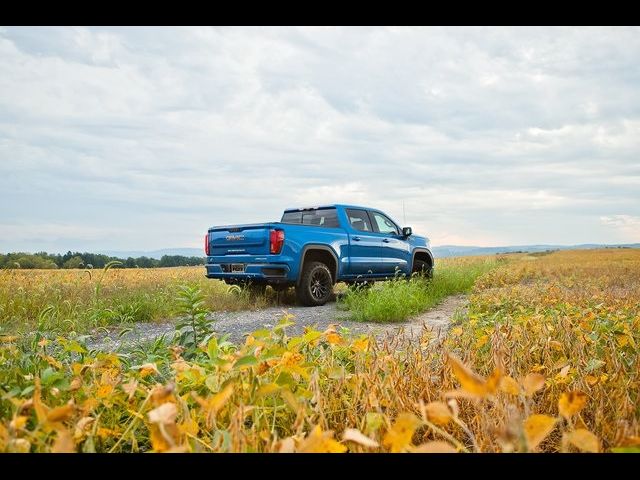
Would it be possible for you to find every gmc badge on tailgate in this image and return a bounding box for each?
[226,235,245,241]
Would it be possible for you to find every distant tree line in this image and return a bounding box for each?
[0,251,205,269]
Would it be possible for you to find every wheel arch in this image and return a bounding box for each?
[411,248,434,271]
[297,245,339,285]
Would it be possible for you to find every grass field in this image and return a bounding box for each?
[0,256,477,335]
[0,249,638,452]
[0,266,276,335]
[338,256,499,322]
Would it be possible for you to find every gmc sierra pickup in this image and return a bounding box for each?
[204,204,434,306]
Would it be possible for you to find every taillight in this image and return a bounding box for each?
[270,229,285,254]
[204,233,210,256]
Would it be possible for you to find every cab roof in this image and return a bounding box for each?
[283,204,372,213]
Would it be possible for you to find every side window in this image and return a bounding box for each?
[346,209,373,232]
[301,208,339,228]
[281,208,340,228]
[371,212,399,235]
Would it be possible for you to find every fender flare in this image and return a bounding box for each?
[297,244,340,285]
[411,248,434,271]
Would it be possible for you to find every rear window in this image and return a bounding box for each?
[281,208,340,228]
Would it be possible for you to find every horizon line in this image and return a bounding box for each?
[2,241,640,256]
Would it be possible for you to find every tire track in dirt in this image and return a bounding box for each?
[87,294,468,351]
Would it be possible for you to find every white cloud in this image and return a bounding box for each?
[600,215,640,242]
[600,215,640,227]
[1,26,639,251]
[0,223,125,242]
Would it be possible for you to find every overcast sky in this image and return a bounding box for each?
[1,26,639,252]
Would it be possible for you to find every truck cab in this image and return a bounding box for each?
[205,204,433,306]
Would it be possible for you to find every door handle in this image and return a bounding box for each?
[382,238,391,243]
[353,236,361,241]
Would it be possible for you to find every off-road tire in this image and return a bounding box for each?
[296,261,334,306]
[412,259,433,279]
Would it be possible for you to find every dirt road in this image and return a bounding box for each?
[88,295,468,351]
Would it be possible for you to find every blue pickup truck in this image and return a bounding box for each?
[204,204,433,306]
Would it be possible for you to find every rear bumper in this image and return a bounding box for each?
[205,255,294,284]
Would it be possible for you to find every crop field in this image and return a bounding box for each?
[0,256,482,335]
[0,266,275,335]
[0,249,638,453]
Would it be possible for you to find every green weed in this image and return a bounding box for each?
[339,257,498,322]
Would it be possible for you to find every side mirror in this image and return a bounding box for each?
[402,227,412,237]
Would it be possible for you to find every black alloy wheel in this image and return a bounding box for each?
[296,261,334,306]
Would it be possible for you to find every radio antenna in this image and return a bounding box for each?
[402,200,406,225]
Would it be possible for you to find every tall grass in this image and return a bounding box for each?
[0,267,283,335]
[339,257,499,322]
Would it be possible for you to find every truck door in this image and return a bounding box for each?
[369,210,411,276]
[344,208,384,275]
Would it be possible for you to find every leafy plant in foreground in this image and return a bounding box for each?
[174,284,214,356]
[0,249,637,453]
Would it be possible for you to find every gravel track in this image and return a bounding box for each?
[87,295,468,351]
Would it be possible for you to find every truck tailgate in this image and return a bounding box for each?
[209,223,273,256]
